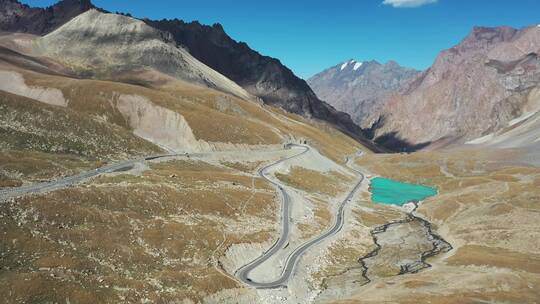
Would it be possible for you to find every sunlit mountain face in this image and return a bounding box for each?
[308,59,419,127]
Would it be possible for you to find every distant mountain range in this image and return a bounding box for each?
[0,0,377,150]
[308,59,419,127]
[309,26,540,152]
[1,0,539,153]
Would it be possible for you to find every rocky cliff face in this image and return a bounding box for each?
[369,25,540,151]
[0,0,95,34]
[308,59,419,127]
[145,19,326,114]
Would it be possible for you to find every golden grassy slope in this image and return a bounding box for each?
[0,159,277,303]
[0,50,365,190]
[13,61,364,160]
[0,90,159,158]
[275,166,352,197]
[22,70,282,146]
[0,90,160,187]
[0,151,104,187]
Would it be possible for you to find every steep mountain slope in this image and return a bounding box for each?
[0,89,160,159]
[0,0,95,34]
[144,18,374,147]
[0,0,375,148]
[369,25,540,150]
[308,59,419,126]
[466,87,540,165]
[33,9,251,100]
[144,19,310,112]
[0,26,365,169]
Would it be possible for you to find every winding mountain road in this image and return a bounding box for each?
[236,149,364,289]
[235,144,309,287]
[0,145,365,290]
[0,154,176,202]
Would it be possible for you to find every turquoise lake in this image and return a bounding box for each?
[369,177,437,206]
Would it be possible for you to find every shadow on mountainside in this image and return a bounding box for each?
[374,132,431,153]
[364,116,431,153]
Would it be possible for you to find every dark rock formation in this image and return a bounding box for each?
[144,19,379,149]
[0,0,95,34]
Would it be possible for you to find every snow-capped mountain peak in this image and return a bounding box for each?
[339,59,364,71]
[340,59,363,71]
[308,59,420,126]
[353,61,363,70]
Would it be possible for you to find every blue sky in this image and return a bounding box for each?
[21,0,540,78]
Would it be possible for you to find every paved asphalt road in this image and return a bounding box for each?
[235,144,309,287]
[0,147,305,202]
[236,149,364,289]
[0,154,176,202]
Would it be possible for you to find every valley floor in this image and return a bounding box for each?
[3,143,515,304]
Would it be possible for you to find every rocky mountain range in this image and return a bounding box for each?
[308,59,419,127]
[33,9,251,99]
[143,18,373,148]
[1,0,539,154]
[0,0,376,150]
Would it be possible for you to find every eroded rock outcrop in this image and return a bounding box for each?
[0,70,67,106]
[116,94,207,153]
